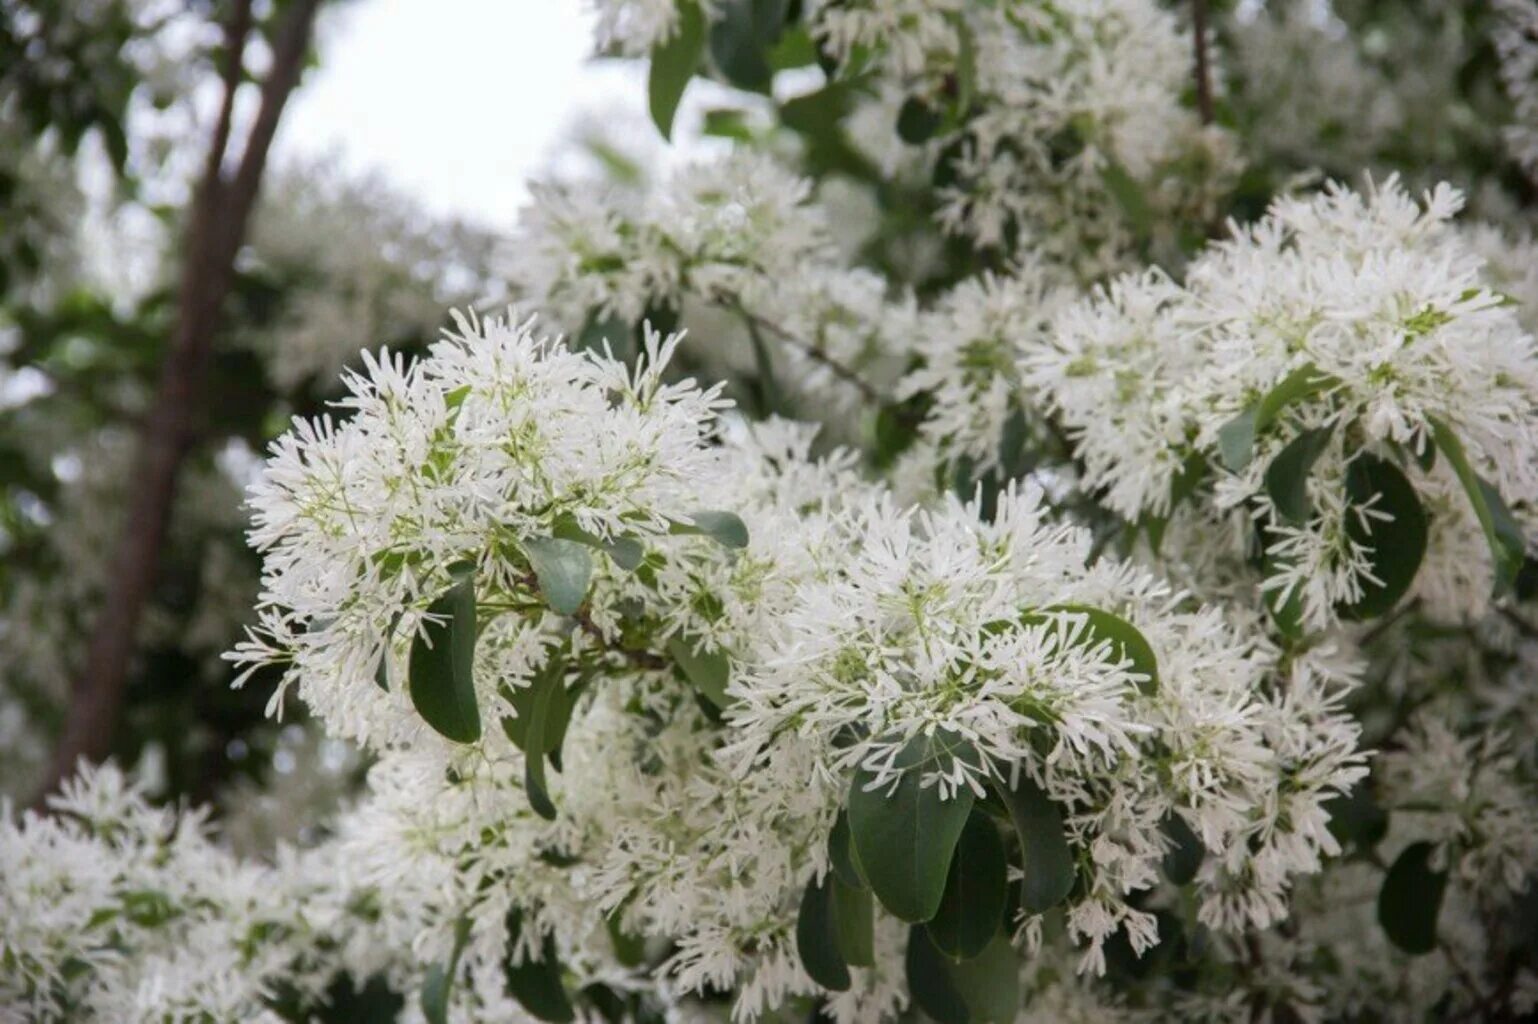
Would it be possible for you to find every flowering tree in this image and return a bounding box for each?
[5,1,1538,1023]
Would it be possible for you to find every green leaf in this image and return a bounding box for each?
[947,933,1020,1024]
[927,812,1007,960]
[828,811,865,890]
[668,510,750,548]
[702,107,755,141]
[504,909,576,1022]
[906,928,970,1024]
[606,910,647,968]
[833,878,875,968]
[993,775,1074,914]
[550,515,643,572]
[1102,160,1152,241]
[522,662,570,821]
[796,875,851,991]
[421,965,450,1024]
[1024,605,1159,695]
[1324,780,1388,852]
[666,634,731,707]
[1218,365,1336,472]
[1161,813,1204,886]
[1339,454,1427,619]
[409,569,481,743]
[1265,425,1334,523]
[1377,841,1446,956]
[422,917,472,1024]
[897,97,942,144]
[523,537,594,615]
[648,0,707,139]
[848,732,978,923]
[1217,409,1257,474]
[1429,417,1528,596]
[708,0,787,92]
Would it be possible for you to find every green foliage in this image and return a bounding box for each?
[409,566,482,743]
[1339,453,1427,619]
[797,874,852,991]
[522,536,595,615]
[927,812,1008,960]
[504,909,576,1022]
[993,775,1075,914]
[1430,417,1528,596]
[1378,841,1447,956]
[847,732,978,923]
[1219,365,1337,473]
[1265,425,1334,523]
[648,1,707,139]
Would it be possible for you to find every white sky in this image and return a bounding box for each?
[277,1,637,231]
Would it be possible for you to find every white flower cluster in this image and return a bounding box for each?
[1028,178,1538,630]
[209,312,1366,1020]
[509,151,911,418]
[1496,0,1538,184]
[0,764,341,1024]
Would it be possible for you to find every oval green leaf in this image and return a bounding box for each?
[848,733,978,923]
[648,1,706,140]
[993,775,1075,914]
[668,510,750,549]
[1265,425,1334,524]
[523,537,593,616]
[409,570,481,743]
[906,927,970,1024]
[796,875,851,992]
[1339,453,1427,620]
[927,811,1007,960]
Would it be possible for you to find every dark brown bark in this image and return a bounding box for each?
[1192,0,1215,125]
[32,0,322,807]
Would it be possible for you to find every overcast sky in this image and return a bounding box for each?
[277,1,635,230]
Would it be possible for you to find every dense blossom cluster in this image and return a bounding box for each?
[7,0,1538,1022]
[1028,178,1538,629]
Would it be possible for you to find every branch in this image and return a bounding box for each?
[1192,0,1215,125]
[32,0,323,808]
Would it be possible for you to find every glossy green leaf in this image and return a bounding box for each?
[504,909,576,1022]
[1429,417,1528,596]
[422,917,471,1024]
[1218,408,1258,474]
[666,634,730,708]
[1339,453,1427,619]
[409,569,481,743]
[833,878,875,968]
[1161,813,1204,886]
[1025,605,1159,695]
[848,732,978,923]
[993,775,1074,914]
[1377,841,1446,956]
[668,510,750,549]
[1218,365,1336,472]
[522,662,570,821]
[523,537,593,616]
[796,875,851,991]
[829,811,865,890]
[906,927,969,1024]
[927,812,1007,960]
[947,933,1020,1024]
[1265,425,1334,523]
[550,515,644,572]
[708,0,787,92]
[648,1,706,139]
